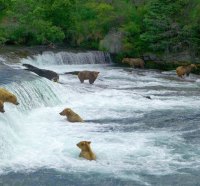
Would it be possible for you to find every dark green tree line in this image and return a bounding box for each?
[0,0,199,59]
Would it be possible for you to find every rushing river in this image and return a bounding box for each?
[0,50,200,186]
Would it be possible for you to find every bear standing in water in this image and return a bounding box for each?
[0,88,19,105]
[122,58,144,68]
[176,64,197,78]
[59,108,84,122]
[77,141,96,161]
[78,71,100,84]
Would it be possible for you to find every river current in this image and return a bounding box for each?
[0,50,199,186]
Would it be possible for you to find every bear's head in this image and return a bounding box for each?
[191,64,197,69]
[8,94,19,105]
[0,100,5,113]
[122,58,130,64]
[52,76,59,82]
[59,108,73,116]
[93,71,100,78]
[77,141,91,151]
[89,71,100,84]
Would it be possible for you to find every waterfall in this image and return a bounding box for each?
[0,62,67,111]
[3,79,65,111]
[0,78,65,157]
[21,51,112,66]
[0,66,67,171]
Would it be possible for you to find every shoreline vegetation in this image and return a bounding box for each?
[0,0,199,73]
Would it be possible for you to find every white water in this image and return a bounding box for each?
[0,53,200,185]
[21,51,112,66]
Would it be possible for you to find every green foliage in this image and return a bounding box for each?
[0,0,67,45]
[0,0,199,60]
[31,20,65,44]
[141,0,189,53]
[140,0,200,60]
[71,1,115,48]
[183,0,200,56]
[121,22,141,56]
[0,27,7,44]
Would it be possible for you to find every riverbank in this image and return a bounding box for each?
[1,45,200,75]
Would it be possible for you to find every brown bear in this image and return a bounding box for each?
[122,58,144,68]
[0,100,5,113]
[59,108,84,122]
[176,64,197,78]
[23,64,59,82]
[78,71,100,84]
[77,141,96,161]
[0,88,19,105]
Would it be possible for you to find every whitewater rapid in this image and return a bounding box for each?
[0,51,200,185]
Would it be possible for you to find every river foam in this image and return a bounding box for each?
[0,53,200,185]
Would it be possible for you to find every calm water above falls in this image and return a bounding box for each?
[0,51,200,186]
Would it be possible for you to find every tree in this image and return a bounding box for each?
[141,0,190,53]
[1,0,65,45]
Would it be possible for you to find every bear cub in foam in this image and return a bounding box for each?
[59,108,84,122]
[77,141,96,161]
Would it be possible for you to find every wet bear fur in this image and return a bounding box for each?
[77,141,96,160]
[0,100,5,113]
[176,64,197,78]
[23,64,59,82]
[0,88,19,105]
[122,58,144,68]
[59,108,84,122]
[78,71,100,84]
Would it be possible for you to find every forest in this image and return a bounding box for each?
[0,0,199,60]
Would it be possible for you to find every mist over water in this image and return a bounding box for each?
[0,51,200,186]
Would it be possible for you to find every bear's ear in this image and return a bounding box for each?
[65,108,70,113]
[87,141,91,144]
[67,108,72,113]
